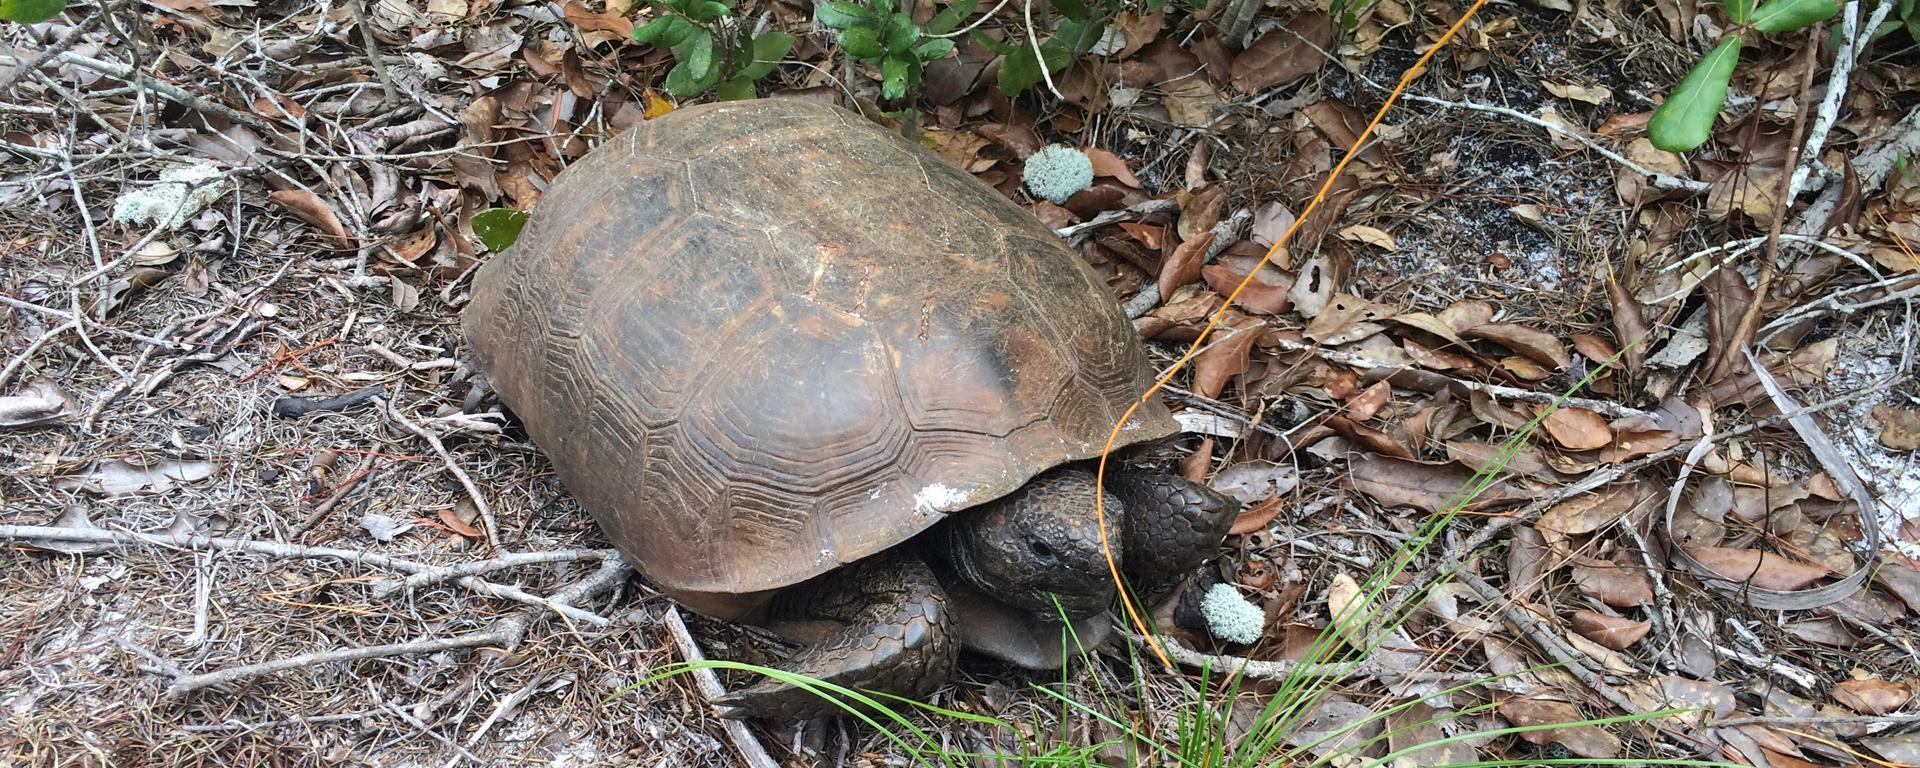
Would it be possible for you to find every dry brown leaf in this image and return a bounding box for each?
[1463,323,1571,370]
[1571,557,1653,607]
[1542,81,1612,104]
[1158,231,1215,300]
[1327,415,1414,460]
[1344,381,1391,422]
[1229,13,1332,93]
[1337,224,1397,250]
[1385,703,1476,768]
[1508,525,1550,599]
[1498,698,1622,758]
[564,0,634,43]
[1872,404,1920,451]
[437,504,484,539]
[1438,299,1496,332]
[1162,79,1222,127]
[1539,483,1650,535]
[1873,562,1920,613]
[1228,497,1284,535]
[1620,676,1736,727]
[1303,293,1393,346]
[0,379,75,429]
[1540,406,1613,450]
[1325,572,1370,649]
[1686,546,1831,591]
[269,189,351,245]
[1347,455,1507,513]
[1202,260,1292,315]
[54,459,220,496]
[1082,147,1141,188]
[1191,318,1259,399]
[1832,678,1912,715]
[1569,610,1650,650]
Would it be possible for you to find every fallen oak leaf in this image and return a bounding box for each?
[1569,610,1651,650]
[1157,231,1215,300]
[1191,316,1260,399]
[1686,546,1831,591]
[1347,455,1510,513]
[1326,415,1414,460]
[0,379,75,429]
[1228,497,1284,535]
[1497,697,1622,758]
[269,189,351,246]
[1832,678,1912,715]
[1082,147,1142,188]
[1463,322,1571,370]
[1540,405,1613,450]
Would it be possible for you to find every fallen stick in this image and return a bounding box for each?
[0,525,606,624]
[165,557,630,695]
[662,606,781,768]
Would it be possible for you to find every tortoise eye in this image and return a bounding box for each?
[1029,540,1055,560]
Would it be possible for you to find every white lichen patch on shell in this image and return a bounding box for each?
[914,483,972,514]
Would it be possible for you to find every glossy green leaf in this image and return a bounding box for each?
[632,16,676,44]
[681,28,715,80]
[688,0,731,21]
[472,208,528,252]
[840,26,886,59]
[1726,0,1756,24]
[740,31,795,79]
[816,2,870,28]
[656,17,694,47]
[997,46,1042,96]
[913,37,955,61]
[715,77,757,100]
[881,53,913,99]
[1752,0,1837,31]
[1648,37,1742,152]
[885,12,919,51]
[0,0,65,22]
[969,28,1021,54]
[925,0,978,35]
[1049,0,1090,21]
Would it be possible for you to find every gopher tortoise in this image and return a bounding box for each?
[462,98,1237,719]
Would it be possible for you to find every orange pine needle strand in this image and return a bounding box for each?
[1093,0,1493,672]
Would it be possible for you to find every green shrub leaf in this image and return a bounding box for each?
[913,38,955,61]
[631,16,677,44]
[715,77,757,100]
[881,53,913,99]
[997,46,1042,96]
[969,28,1021,54]
[688,0,730,21]
[741,31,794,78]
[840,26,886,58]
[884,12,920,51]
[0,0,66,22]
[1726,0,1756,24]
[1049,0,1090,21]
[473,208,528,252]
[925,0,978,35]
[1752,0,1838,31]
[1648,37,1742,152]
[681,28,715,80]
[655,16,694,47]
[816,2,871,28]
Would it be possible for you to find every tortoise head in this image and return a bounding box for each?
[939,467,1121,619]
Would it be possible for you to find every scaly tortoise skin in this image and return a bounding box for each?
[462,98,1237,719]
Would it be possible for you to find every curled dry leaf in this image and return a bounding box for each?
[1497,698,1623,758]
[1462,323,1571,370]
[1832,678,1912,715]
[1202,261,1292,315]
[1347,455,1509,513]
[1539,482,1652,535]
[1570,610,1651,650]
[1209,461,1300,506]
[268,189,351,245]
[1229,13,1332,93]
[1686,546,1831,591]
[1871,405,1920,451]
[1385,702,1476,768]
[1191,318,1260,399]
[1082,147,1141,188]
[1228,498,1285,535]
[1326,415,1414,459]
[1540,406,1613,450]
[1571,557,1653,607]
[0,379,76,429]
[54,459,221,496]
[1619,676,1735,728]
[1158,231,1216,300]
[1344,381,1391,422]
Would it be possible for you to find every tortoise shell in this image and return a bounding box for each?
[462,98,1177,618]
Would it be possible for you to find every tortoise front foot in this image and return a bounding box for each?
[712,556,957,720]
[1108,471,1239,600]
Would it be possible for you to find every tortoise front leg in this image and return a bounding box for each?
[1107,472,1239,601]
[713,556,958,720]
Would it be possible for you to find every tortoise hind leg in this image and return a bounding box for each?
[713,556,957,720]
[1107,472,1239,600]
